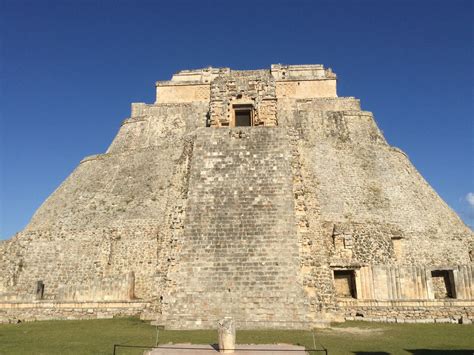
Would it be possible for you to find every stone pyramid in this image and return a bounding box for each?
[1,64,472,327]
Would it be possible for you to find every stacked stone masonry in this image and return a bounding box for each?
[1,64,472,327]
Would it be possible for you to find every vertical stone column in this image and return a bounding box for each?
[218,317,235,353]
[127,271,135,300]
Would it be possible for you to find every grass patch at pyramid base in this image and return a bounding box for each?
[0,317,473,355]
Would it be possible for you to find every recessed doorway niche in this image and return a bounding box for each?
[233,104,253,127]
[333,270,357,298]
[431,270,455,299]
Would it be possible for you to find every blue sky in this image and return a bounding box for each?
[0,0,473,239]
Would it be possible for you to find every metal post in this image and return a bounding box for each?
[155,325,159,347]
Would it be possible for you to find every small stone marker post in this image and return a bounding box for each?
[217,317,235,353]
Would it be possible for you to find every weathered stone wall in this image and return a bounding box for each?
[275,81,337,99]
[0,225,158,300]
[276,95,473,319]
[0,103,203,303]
[272,64,338,99]
[337,299,474,324]
[155,84,210,104]
[287,106,471,263]
[352,265,473,300]
[271,64,336,81]
[108,102,208,153]
[155,67,228,104]
[0,301,148,323]
[57,272,135,302]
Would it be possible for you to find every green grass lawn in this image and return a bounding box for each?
[0,317,472,355]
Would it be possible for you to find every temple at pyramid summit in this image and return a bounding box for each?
[1,64,473,327]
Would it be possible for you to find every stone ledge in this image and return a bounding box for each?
[390,146,409,158]
[274,78,336,82]
[80,139,188,164]
[336,299,474,307]
[344,316,471,324]
[339,110,373,116]
[121,117,147,125]
[294,96,359,102]
[156,81,210,87]
[0,301,149,310]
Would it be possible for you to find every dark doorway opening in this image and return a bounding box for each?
[234,105,252,127]
[431,270,455,299]
[334,270,357,298]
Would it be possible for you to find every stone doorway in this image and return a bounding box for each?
[431,270,455,299]
[233,105,253,127]
[334,270,357,298]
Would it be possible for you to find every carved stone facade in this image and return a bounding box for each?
[209,70,277,127]
[0,65,473,327]
[156,64,337,128]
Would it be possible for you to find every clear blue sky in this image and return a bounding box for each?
[1,0,473,239]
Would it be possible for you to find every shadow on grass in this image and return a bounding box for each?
[405,350,474,355]
[352,351,474,355]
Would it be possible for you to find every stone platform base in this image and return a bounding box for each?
[145,344,308,354]
[149,317,331,330]
[0,300,149,323]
